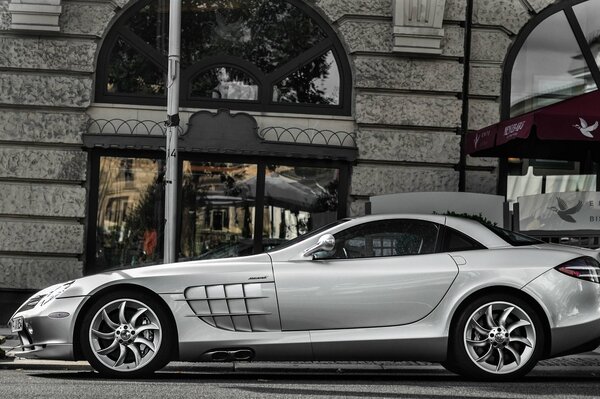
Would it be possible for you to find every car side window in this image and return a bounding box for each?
[443,227,485,252]
[324,220,440,259]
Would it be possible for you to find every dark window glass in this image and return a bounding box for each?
[444,228,485,252]
[484,225,543,246]
[326,220,440,260]
[107,37,166,96]
[273,51,340,105]
[510,10,596,116]
[96,157,164,270]
[180,161,257,259]
[262,165,339,241]
[574,0,600,74]
[190,67,258,100]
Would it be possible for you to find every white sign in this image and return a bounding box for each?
[518,191,600,231]
[370,192,506,227]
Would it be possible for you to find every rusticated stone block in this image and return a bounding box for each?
[473,0,530,34]
[466,170,498,195]
[0,37,97,73]
[0,73,92,107]
[315,0,391,22]
[0,183,86,218]
[0,148,86,181]
[60,2,115,36]
[469,99,500,130]
[338,19,393,53]
[0,111,87,144]
[355,57,463,92]
[467,154,499,168]
[0,256,83,290]
[471,29,512,62]
[445,0,465,21]
[0,1,9,30]
[356,93,462,128]
[352,165,459,196]
[527,0,556,13]
[470,64,502,96]
[0,221,84,254]
[358,129,461,163]
[441,25,464,57]
[349,198,369,217]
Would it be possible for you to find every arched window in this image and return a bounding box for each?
[96,0,351,115]
[503,0,600,118]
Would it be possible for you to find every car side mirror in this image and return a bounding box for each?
[302,234,335,258]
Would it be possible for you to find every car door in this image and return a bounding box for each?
[272,219,459,331]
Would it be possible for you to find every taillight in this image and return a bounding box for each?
[555,257,600,284]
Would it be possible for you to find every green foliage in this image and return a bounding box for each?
[435,211,498,227]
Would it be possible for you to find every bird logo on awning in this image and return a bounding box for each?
[573,118,598,138]
[548,197,583,223]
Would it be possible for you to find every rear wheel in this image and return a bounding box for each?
[449,294,544,380]
[80,291,174,378]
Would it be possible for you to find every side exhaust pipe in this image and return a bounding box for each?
[206,349,255,362]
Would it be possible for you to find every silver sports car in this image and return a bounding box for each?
[8,214,600,380]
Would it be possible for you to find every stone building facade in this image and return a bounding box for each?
[0,0,557,317]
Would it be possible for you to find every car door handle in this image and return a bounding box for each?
[450,255,467,266]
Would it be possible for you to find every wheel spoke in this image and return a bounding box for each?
[471,319,490,335]
[102,310,118,330]
[130,307,147,327]
[118,301,127,325]
[136,323,159,334]
[510,336,533,348]
[507,319,531,335]
[466,338,489,348]
[97,339,119,356]
[91,329,114,340]
[129,344,142,367]
[498,306,514,328]
[486,305,497,328]
[476,345,494,363]
[496,348,505,372]
[134,337,156,352]
[114,344,127,367]
[505,343,522,366]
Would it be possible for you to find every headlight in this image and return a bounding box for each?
[39,281,75,307]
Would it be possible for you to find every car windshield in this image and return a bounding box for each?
[267,218,351,252]
[484,224,543,246]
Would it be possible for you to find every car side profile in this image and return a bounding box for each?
[8,214,600,380]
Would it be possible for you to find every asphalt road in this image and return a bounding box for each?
[2,366,600,399]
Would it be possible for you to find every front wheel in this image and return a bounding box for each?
[448,295,545,380]
[80,291,174,378]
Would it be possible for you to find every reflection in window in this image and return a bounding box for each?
[330,220,439,259]
[96,157,164,270]
[107,38,166,96]
[190,67,258,100]
[262,166,339,241]
[574,0,600,72]
[180,161,257,259]
[273,51,340,105]
[510,11,596,116]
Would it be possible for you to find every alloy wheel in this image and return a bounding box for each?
[89,298,162,372]
[463,301,536,375]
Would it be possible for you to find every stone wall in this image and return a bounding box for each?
[0,0,118,290]
[314,0,557,213]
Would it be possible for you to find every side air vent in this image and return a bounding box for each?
[183,283,280,332]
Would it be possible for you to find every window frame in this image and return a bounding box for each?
[95,0,352,116]
[85,148,351,274]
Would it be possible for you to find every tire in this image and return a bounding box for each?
[80,290,175,378]
[448,294,545,380]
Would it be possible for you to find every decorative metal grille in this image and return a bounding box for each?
[87,119,184,136]
[259,127,357,148]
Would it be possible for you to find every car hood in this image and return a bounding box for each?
[58,253,274,298]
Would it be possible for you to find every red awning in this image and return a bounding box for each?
[466,90,600,161]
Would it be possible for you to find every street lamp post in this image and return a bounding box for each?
[164,0,182,264]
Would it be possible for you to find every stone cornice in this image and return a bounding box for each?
[8,0,62,32]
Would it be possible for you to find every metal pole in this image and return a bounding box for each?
[164,0,181,264]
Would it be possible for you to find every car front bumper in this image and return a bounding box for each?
[8,296,88,360]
